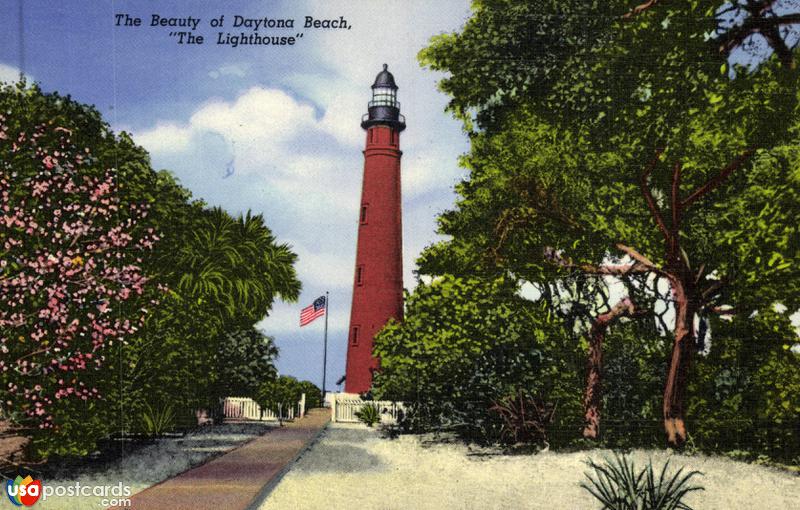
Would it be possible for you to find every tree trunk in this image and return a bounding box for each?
[583,298,639,439]
[663,279,696,447]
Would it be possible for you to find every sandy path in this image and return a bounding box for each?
[260,423,800,510]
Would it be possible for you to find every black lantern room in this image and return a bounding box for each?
[361,64,406,131]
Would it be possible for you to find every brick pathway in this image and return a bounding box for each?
[110,409,329,510]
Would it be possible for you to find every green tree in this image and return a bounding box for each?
[214,328,279,400]
[170,207,300,323]
[123,201,301,424]
[420,1,800,447]
[688,309,800,461]
[257,375,303,426]
[0,82,301,457]
[373,276,581,444]
[298,380,322,409]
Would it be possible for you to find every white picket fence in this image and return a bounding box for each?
[331,394,405,424]
[223,394,305,422]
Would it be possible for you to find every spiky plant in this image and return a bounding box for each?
[488,390,556,445]
[355,403,381,427]
[141,403,176,438]
[581,453,703,510]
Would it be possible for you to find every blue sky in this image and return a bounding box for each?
[0,0,472,390]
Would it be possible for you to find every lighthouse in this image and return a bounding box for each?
[344,64,406,394]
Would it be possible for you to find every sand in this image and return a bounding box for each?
[259,423,800,510]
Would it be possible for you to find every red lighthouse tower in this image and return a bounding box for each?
[344,64,406,394]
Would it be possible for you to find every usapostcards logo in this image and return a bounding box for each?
[6,475,42,506]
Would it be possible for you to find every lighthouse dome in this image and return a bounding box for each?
[371,64,397,89]
[362,64,405,131]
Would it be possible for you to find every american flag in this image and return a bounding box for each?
[300,295,326,326]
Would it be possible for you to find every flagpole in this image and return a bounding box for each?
[322,291,329,405]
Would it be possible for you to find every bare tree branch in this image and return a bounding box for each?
[623,0,663,19]
[758,19,798,68]
[681,148,756,208]
[640,148,671,240]
[670,161,682,231]
[693,263,707,284]
[544,247,652,276]
[614,243,665,275]
[669,161,683,260]
[702,278,727,300]
[718,10,800,68]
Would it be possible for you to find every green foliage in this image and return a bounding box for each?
[355,403,380,428]
[109,171,300,438]
[418,0,800,452]
[27,399,114,458]
[422,0,800,308]
[373,275,582,444]
[601,325,668,448]
[0,83,300,458]
[109,147,300,439]
[214,328,279,400]
[130,198,300,415]
[488,391,556,446]
[419,0,618,129]
[257,375,303,425]
[169,207,300,323]
[298,380,322,409]
[688,311,800,461]
[581,453,704,510]
[140,403,176,438]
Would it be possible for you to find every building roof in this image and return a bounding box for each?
[371,64,397,89]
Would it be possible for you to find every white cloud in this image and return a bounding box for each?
[0,63,32,84]
[131,87,363,326]
[189,88,318,151]
[208,63,250,80]
[130,1,472,351]
[404,147,466,197]
[134,123,192,153]
[319,91,366,148]
[295,243,355,290]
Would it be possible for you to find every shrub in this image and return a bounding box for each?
[372,275,581,444]
[0,83,300,459]
[581,453,703,510]
[141,403,176,438]
[297,380,322,409]
[0,82,159,458]
[355,403,380,427]
[214,328,279,400]
[688,311,800,462]
[257,375,302,426]
[489,390,555,446]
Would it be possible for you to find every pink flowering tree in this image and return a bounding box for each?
[0,83,158,455]
[0,83,301,458]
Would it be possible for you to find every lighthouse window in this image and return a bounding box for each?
[356,265,364,285]
[360,204,368,224]
[351,326,360,346]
